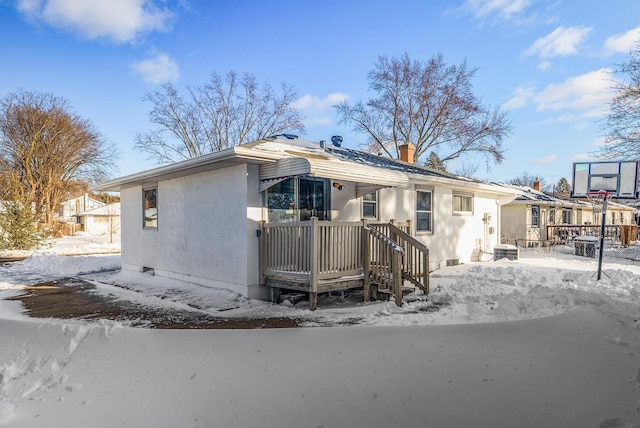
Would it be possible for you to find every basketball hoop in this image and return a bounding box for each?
[586,191,614,213]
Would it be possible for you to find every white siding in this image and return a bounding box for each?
[375,186,501,265]
[120,164,263,298]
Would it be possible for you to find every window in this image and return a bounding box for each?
[453,194,473,215]
[416,190,432,232]
[266,177,330,222]
[362,192,378,219]
[531,205,540,227]
[549,207,556,224]
[143,188,158,229]
[611,212,616,224]
[562,208,572,224]
[576,209,583,225]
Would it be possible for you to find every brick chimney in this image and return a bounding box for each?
[399,143,415,164]
[533,178,542,191]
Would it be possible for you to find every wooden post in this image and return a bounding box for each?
[423,248,429,294]
[362,219,370,302]
[309,217,319,310]
[392,248,402,307]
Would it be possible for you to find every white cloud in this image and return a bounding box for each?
[293,93,349,126]
[570,153,596,162]
[524,26,592,59]
[532,155,557,165]
[534,68,613,120]
[131,53,179,84]
[503,84,536,109]
[458,0,534,22]
[16,0,173,43]
[603,27,640,55]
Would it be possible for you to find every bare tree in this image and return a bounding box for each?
[507,171,544,189]
[335,53,512,167]
[599,42,640,159]
[0,90,116,225]
[135,71,306,164]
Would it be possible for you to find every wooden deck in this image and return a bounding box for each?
[260,218,429,310]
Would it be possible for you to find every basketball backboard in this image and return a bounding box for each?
[571,160,639,199]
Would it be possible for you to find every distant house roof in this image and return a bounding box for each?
[94,135,518,200]
[494,183,585,208]
[78,203,121,217]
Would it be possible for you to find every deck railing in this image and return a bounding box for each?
[370,222,429,294]
[546,224,638,247]
[365,225,404,307]
[260,218,430,309]
[261,218,366,309]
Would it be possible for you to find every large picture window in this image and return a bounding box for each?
[266,177,330,222]
[143,188,158,229]
[416,190,432,232]
[453,194,473,215]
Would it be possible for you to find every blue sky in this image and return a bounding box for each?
[1,0,639,187]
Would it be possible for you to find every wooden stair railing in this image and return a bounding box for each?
[370,223,429,295]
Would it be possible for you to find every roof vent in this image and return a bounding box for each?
[270,133,298,140]
[331,135,343,147]
[320,140,326,149]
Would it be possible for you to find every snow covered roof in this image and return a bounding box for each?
[78,203,121,217]
[95,135,518,199]
[493,183,586,207]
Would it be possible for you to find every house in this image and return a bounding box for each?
[94,135,519,307]
[498,180,638,246]
[56,194,105,222]
[77,203,121,237]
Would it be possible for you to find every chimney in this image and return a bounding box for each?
[533,178,542,191]
[399,143,416,164]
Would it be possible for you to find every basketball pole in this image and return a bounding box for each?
[596,197,608,281]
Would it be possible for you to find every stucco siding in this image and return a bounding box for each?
[375,186,501,265]
[120,164,256,295]
[501,205,525,242]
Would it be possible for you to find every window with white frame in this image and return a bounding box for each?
[416,190,432,232]
[562,208,572,224]
[531,205,540,227]
[362,191,378,219]
[453,193,473,215]
[549,207,556,224]
[143,187,158,229]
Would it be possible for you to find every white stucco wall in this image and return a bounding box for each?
[374,185,502,265]
[83,216,120,236]
[501,205,529,243]
[120,164,264,298]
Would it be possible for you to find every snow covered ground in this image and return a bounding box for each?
[1,236,640,427]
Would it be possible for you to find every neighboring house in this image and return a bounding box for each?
[56,194,105,222]
[94,135,519,304]
[77,203,121,237]
[498,180,637,246]
[594,200,637,226]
